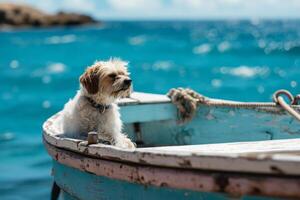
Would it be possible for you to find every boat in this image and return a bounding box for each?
[43,90,300,200]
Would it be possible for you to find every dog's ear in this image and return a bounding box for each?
[79,66,99,94]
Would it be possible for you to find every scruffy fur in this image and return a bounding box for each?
[61,59,135,149]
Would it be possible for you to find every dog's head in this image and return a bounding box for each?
[80,59,132,100]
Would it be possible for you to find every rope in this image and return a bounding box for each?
[273,89,300,121]
[277,96,300,121]
[167,88,300,124]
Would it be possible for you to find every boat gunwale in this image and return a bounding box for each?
[43,106,300,176]
[119,96,300,109]
[46,140,300,199]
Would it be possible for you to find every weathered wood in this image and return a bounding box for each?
[117,92,170,106]
[139,139,300,155]
[130,92,170,103]
[43,113,300,175]
[47,142,300,199]
[43,91,300,199]
[87,132,98,145]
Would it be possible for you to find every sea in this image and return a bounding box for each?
[0,20,300,199]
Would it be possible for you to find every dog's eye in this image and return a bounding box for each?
[108,73,117,79]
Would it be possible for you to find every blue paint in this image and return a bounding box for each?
[120,103,176,123]
[123,106,300,146]
[53,161,283,200]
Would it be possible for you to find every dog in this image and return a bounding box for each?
[61,58,135,149]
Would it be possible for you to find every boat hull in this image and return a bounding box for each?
[45,140,298,200]
[54,161,283,200]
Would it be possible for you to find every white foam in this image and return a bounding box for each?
[10,60,19,69]
[42,100,51,109]
[211,79,222,88]
[217,41,231,52]
[291,81,297,88]
[153,61,172,71]
[47,63,66,74]
[219,66,269,78]
[128,35,146,45]
[258,39,266,48]
[45,34,77,44]
[193,44,211,54]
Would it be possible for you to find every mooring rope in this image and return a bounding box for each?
[273,89,300,121]
[167,88,300,124]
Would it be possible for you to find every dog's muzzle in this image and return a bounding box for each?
[122,79,132,90]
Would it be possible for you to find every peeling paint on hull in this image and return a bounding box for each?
[45,141,300,199]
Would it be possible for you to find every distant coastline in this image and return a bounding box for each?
[0,3,99,29]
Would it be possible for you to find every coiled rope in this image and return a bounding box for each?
[167,88,300,124]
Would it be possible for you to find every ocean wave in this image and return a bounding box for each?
[42,75,51,84]
[211,79,222,88]
[45,34,77,44]
[193,42,231,54]
[193,44,211,54]
[152,61,172,71]
[290,81,297,88]
[128,35,146,45]
[0,132,15,142]
[47,63,66,74]
[258,40,300,54]
[9,60,19,69]
[218,66,269,78]
[217,41,231,52]
[42,100,51,109]
[31,62,67,78]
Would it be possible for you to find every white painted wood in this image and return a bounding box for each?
[117,92,170,106]
[43,113,300,175]
[139,139,300,155]
[129,92,170,103]
[117,97,138,105]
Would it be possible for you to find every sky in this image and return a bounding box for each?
[2,0,300,20]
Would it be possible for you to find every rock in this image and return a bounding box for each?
[0,3,99,28]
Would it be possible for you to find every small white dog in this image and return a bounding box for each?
[61,58,135,149]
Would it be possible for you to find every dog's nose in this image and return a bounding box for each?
[124,79,132,85]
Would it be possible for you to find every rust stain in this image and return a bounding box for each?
[214,174,229,192]
[159,182,168,187]
[178,159,191,167]
[251,187,262,195]
[270,165,285,174]
[138,158,149,164]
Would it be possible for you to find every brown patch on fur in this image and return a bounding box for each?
[79,65,100,94]
[100,75,114,94]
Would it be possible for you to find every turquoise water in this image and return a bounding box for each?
[1,21,300,199]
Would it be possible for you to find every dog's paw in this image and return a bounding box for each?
[115,137,136,149]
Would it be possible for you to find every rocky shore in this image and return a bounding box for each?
[0,3,99,28]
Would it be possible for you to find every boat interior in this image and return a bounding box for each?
[120,93,300,147]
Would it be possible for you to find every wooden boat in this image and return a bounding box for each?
[43,92,300,200]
